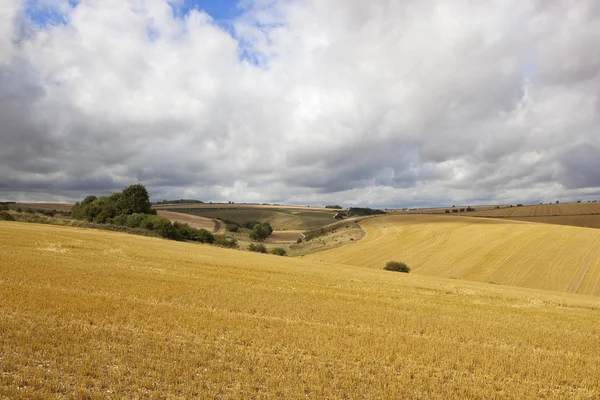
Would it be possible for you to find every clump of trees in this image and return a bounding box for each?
[348,207,386,216]
[325,205,343,209]
[71,184,218,244]
[384,261,410,273]
[72,184,156,223]
[152,199,204,205]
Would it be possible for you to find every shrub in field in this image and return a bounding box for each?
[214,235,238,248]
[226,224,239,232]
[296,238,302,244]
[271,248,287,256]
[384,261,410,273]
[0,211,15,221]
[249,222,273,241]
[248,243,267,253]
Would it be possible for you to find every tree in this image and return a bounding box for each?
[117,184,154,215]
[249,222,273,241]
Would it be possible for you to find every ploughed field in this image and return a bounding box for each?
[308,215,600,296]
[2,221,600,399]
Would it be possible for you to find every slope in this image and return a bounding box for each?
[306,215,600,296]
[1,221,600,399]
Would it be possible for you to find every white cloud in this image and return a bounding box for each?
[1,0,599,206]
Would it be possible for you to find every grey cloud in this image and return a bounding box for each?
[0,0,599,207]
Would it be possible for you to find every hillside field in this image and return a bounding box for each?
[164,207,336,231]
[1,221,600,399]
[468,202,600,217]
[308,215,600,296]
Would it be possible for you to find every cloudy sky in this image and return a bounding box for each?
[1,0,599,207]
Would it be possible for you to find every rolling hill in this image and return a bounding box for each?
[1,221,599,398]
[307,215,600,296]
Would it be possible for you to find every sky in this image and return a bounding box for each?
[1,0,600,208]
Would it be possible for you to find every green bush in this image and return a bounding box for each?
[249,222,273,241]
[195,229,215,244]
[214,235,238,248]
[125,213,149,228]
[384,261,410,273]
[0,211,15,221]
[271,248,287,256]
[248,243,267,253]
[173,222,214,243]
[151,217,180,240]
[226,224,239,232]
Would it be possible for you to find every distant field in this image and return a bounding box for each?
[468,202,600,217]
[308,215,600,296]
[2,221,600,398]
[12,203,73,212]
[156,210,218,232]
[167,207,336,231]
[389,205,501,214]
[154,203,332,211]
[510,215,600,230]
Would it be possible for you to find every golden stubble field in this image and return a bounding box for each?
[1,221,600,399]
[308,215,600,296]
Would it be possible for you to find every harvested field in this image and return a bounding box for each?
[469,202,600,217]
[510,215,600,230]
[2,221,600,399]
[307,215,600,296]
[268,230,304,242]
[156,210,218,232]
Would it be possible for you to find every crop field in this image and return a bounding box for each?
[153,203,332,211]
[166,207,336,231]
[510,215,600,230]
[468,202,600,218]
[389,205,501,214]
[308,215,600,296]
[156,210,218,232]
[12,203,73,212]
[2,221,600,399]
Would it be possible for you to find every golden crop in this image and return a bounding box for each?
[1,221,600,399]
[308,215,600,296]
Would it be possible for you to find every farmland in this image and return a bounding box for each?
[308,215,600,296]
[2,221,600,399]
[163,207,337,231]
[468,202,600,218]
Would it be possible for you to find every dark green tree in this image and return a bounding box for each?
[117,184,154,215]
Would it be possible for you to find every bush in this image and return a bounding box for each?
[248,243,267,253]
[384,261,410,273]
[0,211,15,221]
[226,224,239,232]
[214,235,238,248]
[296,237,302,244]
[271,248,287,256]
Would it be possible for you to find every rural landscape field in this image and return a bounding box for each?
[3,1,600,398]
[308,215,600,296]
[2,221,600,399]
